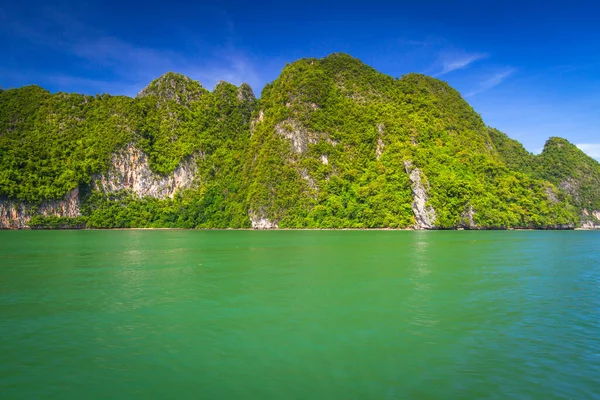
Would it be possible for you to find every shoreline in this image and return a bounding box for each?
[3,227,599,231]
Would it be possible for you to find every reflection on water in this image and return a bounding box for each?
[407,233,438,335]
[0,230,599,399]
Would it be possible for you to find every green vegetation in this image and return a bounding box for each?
[490,130,600,221]
[1,54,598,229]
[247,54,576,228]
[488,127,536,175]
[0,73,256,228]
[537,137,600,213]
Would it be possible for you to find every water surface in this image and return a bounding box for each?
[1,230,599,399]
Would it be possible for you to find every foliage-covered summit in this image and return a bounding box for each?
[0,75,255,228]
[246,53,575,228]
[537,138,600,212]
[489,130,600,224]
[137,72,207,105]
[1,53,597,229]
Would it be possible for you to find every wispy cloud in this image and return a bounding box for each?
[397,36,444,47]
[436,51,488,76]
[465,68,516,97]
[1,9,267,96]
[576,144,600,160]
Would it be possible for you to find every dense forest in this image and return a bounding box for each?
[1,53,599,229]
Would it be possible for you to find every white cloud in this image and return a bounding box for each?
[436,51,488,76]
[465,68,516,97]
[397,36,444,47]
[3,9,266,96]
[576,144,600,160]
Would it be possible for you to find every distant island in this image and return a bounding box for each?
[1,53,599,230]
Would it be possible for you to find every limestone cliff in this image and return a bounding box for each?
[0,145,198,228]
[92,144,198,199]
[404,161,436,229]
[2,54,597,230]
[581,209,600,229]
[249,210,279,229]
[0,188,81,229]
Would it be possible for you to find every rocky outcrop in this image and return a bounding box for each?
[250,110,265,135]
[300,168,318,194]
[1,145,199,228]
[376,124,385,160]
[237,83,256,103]
[560,178,580,201]
[92,144,197,198]
[546,187,559,203]
[460,204,477,229]
[0,188,80,229]
[274,118,334,155]
[275,119,320,154]
[404,161,436,229]
[580,209,600,229]
[249,210,278,229]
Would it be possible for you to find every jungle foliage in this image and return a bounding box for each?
[2,54,598,229]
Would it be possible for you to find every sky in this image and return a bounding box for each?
[1,0,600,159]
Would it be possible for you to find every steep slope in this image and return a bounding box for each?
[246,53,575,229]
[490,129,600,228]
[488,127,537,175]
[0,74,256,228]
[537,138,600,228]
[137,72,207,105]
[0,53,595,229]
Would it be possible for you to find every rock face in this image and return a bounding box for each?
[275,119,320,154]
[461,204,477,229]
[0,188,81,229]
[0,145,198,228]
[249,211,278,229]
[376,124,385,160]
[581,209,600,229]
[404,161,436,229]
[92,144,198,198]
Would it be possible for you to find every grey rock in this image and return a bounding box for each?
[92,144,197,199]
[404,160,436,229]
[249,210,278,229]
[0,188,81,229]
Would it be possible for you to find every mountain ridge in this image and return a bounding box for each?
[1,53,599,229]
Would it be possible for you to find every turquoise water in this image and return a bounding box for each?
[1,230,599,399]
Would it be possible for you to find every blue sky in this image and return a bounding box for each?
[1,0,599,159]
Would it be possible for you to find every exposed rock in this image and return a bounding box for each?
[275,118,320,154]
[560,178,580,201]
[326,137,339,146]
[546,187,559,203]
[0,188,80,229]
[237,83,256,102]
[404,160,436,229]
[92,144,197,198]
[250,110,265,135]
[460,204,476,229]
[249,210,278,229]
[1,144,200,228]
[580,209,600,229]
[300,168,318,195]
[376,124,385,160]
